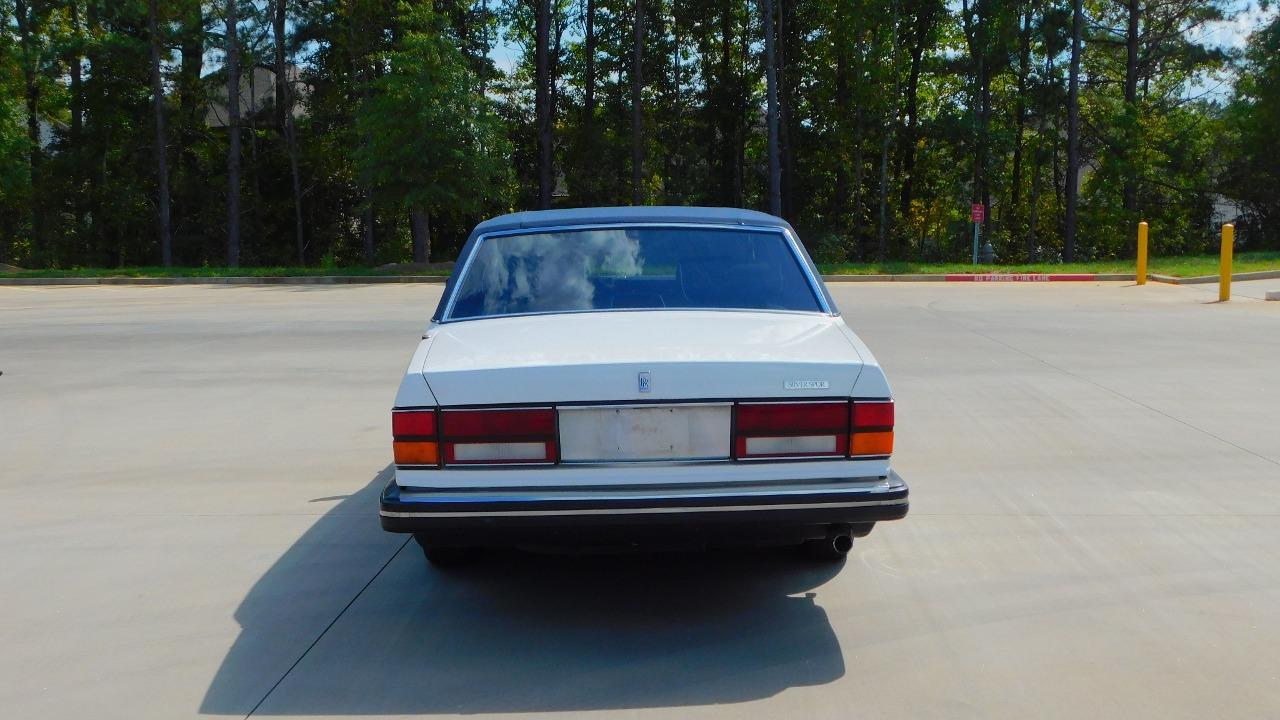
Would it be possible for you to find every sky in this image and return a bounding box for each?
[486,1,1279,77]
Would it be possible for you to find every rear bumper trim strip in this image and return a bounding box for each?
[381,497,906,518]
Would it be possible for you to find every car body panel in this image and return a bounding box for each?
[418,311,865,406]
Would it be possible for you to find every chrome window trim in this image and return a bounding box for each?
[439,222,833,322]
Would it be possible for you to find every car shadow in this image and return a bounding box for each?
[201,467,846,715]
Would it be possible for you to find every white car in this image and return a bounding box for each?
[382,207,907,565]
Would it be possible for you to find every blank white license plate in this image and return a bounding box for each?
[557,405,732,462]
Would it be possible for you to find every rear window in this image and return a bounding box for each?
[445,226,824,320]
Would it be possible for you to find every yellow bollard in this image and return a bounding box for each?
[1219,224,1234,302]
[1136,221,1148,285]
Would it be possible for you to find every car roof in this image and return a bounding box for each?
[471,206,794,236]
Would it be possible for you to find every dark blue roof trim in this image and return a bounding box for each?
[471,206,794,236]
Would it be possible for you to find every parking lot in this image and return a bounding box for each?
[2,280,1278,719]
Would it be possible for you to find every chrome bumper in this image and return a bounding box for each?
[380,471,908,536]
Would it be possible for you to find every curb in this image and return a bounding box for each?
[1149,269,1280,285]
[822,273,1134,282]
[821,274,945,282]
[0,275,449,286]
[9,271,1271,286]
[943,273,1130,282]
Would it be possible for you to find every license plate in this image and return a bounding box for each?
[557,405,731,462]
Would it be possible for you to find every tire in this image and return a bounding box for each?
[413,533,480,567]
[800,533,854,562]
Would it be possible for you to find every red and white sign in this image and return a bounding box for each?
[971,203,985,223]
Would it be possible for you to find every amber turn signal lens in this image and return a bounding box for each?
[850,431,893,456]
[393,440,439,465]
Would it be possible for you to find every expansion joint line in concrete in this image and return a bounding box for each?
[244,535,413,718]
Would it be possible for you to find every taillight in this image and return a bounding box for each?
[440,408,557,465]
[392,409,440,466]
[734,402,849,459]
[850,400,894,457]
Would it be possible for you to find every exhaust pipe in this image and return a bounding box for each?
[803,526,854,560]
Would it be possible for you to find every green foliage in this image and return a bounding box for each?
[1223,12,1280,249]
[356,2,512,222]
[0,0,1273,268]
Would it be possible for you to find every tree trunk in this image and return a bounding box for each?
[777,0,795,218]
[980,24,993,231]
[735,7,748,205]
[1010,4,1031,214]
[69,1,84,239]
[833,5,850,233]
[248,57,260,228]
[176,0,204,254]
[897,3,930,219]
[70,2,82,142]
[584,0,596,121]
[963,0,993,244]
[876,0,900,260]
[274,0,306,264]
[148,0,173,266]
[1028,141,1042,261]
[762,0,780,215]
[15,0,43,261]
[1064,0,1083,261]
[631,0,644,205]
[718,0,737,206]
[1122,0,1140,224]
[850,5,867,257]
[411,206,430,264]
[668,1,682,202]
[362,202,374,263]
[226,0,242,267]
[535,0,553,208]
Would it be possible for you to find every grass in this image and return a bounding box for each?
[5,252,1279,279]
[7,265,453,279]
[816,251,1280,277]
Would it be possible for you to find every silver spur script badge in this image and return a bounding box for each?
[784,380,830,390]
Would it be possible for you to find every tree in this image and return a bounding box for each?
[1063,0,1083,261]
[761,0,779,215]
[147,0,173,266]
[535,0,553,208]
[272,0,305,264]
[13,0,47,261]
[225,0,242,266]
[0,0,1256,269]
[1223,13,1280,248]
[357,1,512,263]
[631,0,644,205]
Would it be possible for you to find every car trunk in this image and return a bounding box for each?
[421,310,864,406]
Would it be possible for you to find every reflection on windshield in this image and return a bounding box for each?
[448,226,822,320]
[470,229,643,316]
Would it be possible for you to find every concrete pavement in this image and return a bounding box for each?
[1,281,1278,719]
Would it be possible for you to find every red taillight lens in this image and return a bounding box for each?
[734,402,849,458]
[441,408,557,465]
[850,400,894,457]
[392,409,439,467]
[392,409,437,438]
